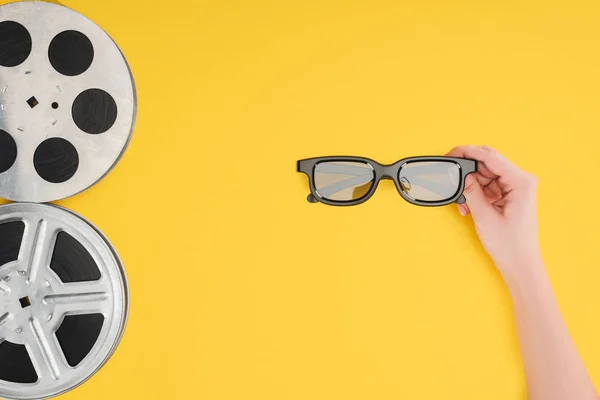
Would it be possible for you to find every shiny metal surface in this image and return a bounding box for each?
[0,203,128,400]
[0,1,136,202]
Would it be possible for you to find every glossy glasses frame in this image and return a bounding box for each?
[297,156,477,207]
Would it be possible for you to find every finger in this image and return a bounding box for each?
[483,186,502,203]
[474,162,499,180]
[483,180,503,203]
[474,172,494,187]
[447,146,522,181]
[486,179,504,196]
[462,174,496,220]
[457,203,470,216]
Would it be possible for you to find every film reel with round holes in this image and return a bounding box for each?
[0,0,136,203]
[0,1,135,399]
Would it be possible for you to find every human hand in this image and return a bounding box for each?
[446,146,542,279]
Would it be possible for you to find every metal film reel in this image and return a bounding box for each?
[0,1,136,202]
[0,203,128,400]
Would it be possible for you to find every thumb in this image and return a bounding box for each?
[462,175,495,221]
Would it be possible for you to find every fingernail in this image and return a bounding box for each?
[459,206,467,216]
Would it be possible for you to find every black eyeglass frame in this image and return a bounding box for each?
[297,156,477,207]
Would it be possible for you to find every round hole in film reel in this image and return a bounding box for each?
[0,203,128,400]
[0,1,136,202]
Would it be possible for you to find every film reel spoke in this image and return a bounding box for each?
[40,267,113,327]
[19,218,57,285]
[44,289,110,315]
[25,317,67,382]
[49,280,111,297]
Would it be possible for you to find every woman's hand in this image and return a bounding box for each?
[446,146,542,279]
[448,146,599,400]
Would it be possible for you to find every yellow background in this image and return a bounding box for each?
[2,0,600,399]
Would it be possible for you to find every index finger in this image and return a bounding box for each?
[446,145,522,180]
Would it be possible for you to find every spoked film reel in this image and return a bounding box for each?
[0,203,128,400]
[0,1,136,203]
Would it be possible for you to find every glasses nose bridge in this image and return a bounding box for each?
[379,165,396,179]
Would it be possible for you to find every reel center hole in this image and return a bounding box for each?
[19,296,31,308]
[26,96,39,108]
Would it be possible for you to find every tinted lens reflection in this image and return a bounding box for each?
[314,161,374,202]
[399,161,460,202]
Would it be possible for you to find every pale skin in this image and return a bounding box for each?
[446,146,598,400]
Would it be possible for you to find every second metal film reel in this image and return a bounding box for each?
[0,203,128,400]
[0,1,136,399]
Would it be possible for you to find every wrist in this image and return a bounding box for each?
[497,254,547,295]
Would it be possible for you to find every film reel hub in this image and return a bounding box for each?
[0,269,57,347]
